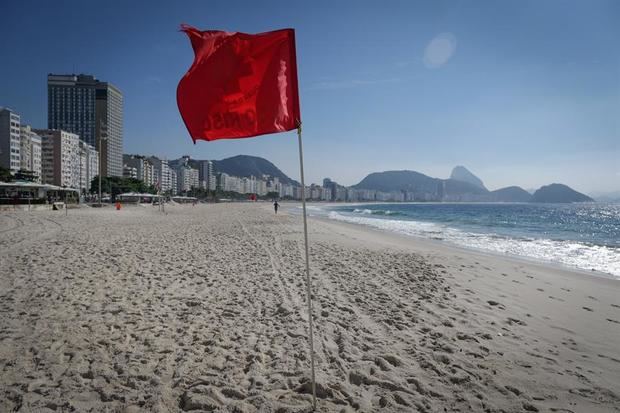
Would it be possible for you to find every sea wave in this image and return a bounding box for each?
[327,211,620,278]
[352,208,403,216]
[297,205,324,212]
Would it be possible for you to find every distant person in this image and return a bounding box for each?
[274,200,279,214]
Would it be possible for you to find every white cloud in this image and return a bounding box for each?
[423,33,457,69]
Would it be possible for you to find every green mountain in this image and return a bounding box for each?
[353,170,438,193]
[490,186,533,202]
[532,184,593,203]
[212,155,299,186]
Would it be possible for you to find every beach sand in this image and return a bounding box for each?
[1,203,619,412]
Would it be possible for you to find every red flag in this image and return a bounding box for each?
[177,25,301,142]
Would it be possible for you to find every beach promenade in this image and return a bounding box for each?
[1,203,619,412]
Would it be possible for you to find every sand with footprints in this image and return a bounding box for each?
[1,203,619,412]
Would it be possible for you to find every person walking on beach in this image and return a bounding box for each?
[274,200,279,214]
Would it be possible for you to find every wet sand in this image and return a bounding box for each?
[1,203,619,412]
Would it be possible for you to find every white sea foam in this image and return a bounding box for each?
[327,211,620,278]
[353,208,401,216]
[296,205,324,212]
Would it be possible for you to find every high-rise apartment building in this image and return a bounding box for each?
[218,172,244,193]
[19,125,42,183]
[256,179,267,196]
[47,74,123,177]
[148,156,173,193]
[0,107,21,174]
[35,129,81,188]
[176,166,199,193]
[123,165,138,179]
[79,140,98,194]
[198,160,217,191]
[123,155,154,186]
[170,169,177,196]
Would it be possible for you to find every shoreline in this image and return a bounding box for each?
[308,212,619,283]
[286,202,620,281]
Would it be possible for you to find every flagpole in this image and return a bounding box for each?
[297,123,317,410]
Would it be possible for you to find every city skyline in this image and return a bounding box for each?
[1,0,618,194]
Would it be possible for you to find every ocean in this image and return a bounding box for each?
[302,203,620,278]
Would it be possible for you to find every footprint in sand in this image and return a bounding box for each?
[506,317,526,326]
[597,354,620,363]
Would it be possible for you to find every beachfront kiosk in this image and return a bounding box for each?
[117,192,163,204]
[0,181,80,206]
[171,196,198,204]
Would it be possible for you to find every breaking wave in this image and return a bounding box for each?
[326,211,620,278]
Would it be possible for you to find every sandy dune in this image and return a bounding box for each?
[1,203,619,412]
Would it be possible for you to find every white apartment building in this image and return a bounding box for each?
[198,160,217,191]
[256,179,267,196]
[219,172,240,192]
[19,125,42,183]
[189,167,199,190]
[147,157,172,193]
[79,140,98,194]
[177,166,199,193]
[321,187,331,201]
[123,165,138,179]
[123,155,155,186]
[280,183,295,198]
[145,161,154,186]
[35,129,81,188]
[335,187,347,201]
[170,169,177,195]
[216,172,298,197]
[240,176,257,194]
[0,107,21,174]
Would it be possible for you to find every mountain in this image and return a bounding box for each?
[589,190,620,203]
[490,186,532,202]
[353,170,490,201]
[353,170,594,204]
[531,184,594,203]
[353,170,439,193]
[441,179,489,201]
[212,155,299,186]
[450,166,486,190]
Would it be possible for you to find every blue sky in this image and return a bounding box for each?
[1,0,618,193]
